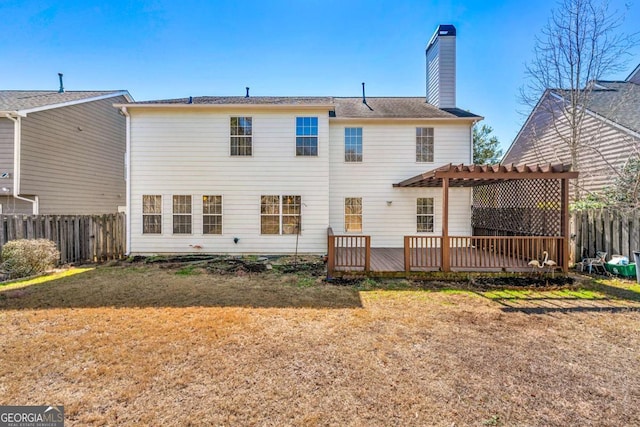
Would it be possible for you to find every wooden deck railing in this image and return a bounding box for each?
[327,228,370,276]
[404,236,442,271]
[448,236,564,270]
[403,235,566,272]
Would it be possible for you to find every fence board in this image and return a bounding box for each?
[572,209,640,263]
[0,213,125,264]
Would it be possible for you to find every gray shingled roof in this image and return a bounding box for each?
[333,97,480,119]
[555,80,640,134]
[0,90,126,112]
[132,95,480,119]
[134,96,333,105]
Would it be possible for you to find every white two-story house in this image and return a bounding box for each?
[117,25,482,255]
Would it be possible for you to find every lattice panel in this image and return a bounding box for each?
[472,179,561,236]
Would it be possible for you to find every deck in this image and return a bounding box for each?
[333,247,540,274]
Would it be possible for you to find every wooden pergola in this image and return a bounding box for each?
[394,163,578,272]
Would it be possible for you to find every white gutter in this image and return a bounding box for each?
[4,113,38,214]
[120,106,132,255]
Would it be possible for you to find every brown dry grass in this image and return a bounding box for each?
[1,267,639,426]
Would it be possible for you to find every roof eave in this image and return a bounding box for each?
[15,91,131,115]
[330,116,483,122]
[114,103,335,109]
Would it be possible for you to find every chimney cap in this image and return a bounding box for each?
[427,24,456,49]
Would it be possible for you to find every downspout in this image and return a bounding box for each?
[4,113,39,214]
[120,107,132,255]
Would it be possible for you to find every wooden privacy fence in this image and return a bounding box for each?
[572,209,640,261]
[0,213,126,264]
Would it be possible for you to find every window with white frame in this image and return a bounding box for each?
[282,195,301,235]
[295,117,318,156]
[230,117,252,156]
[203,195,222,234]
[417,197,434,232]
[416,127,434,162]
[261,195,302,235]
[173,195,192,234]
[142,195,162,234]
[344,197,362,232]
[344,127,362,162]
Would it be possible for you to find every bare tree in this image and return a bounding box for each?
[519,0,636,200]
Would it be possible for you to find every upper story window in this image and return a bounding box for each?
[417,197,434,232]
[230,117,252,156]
[173,195,192,234]
[142,195,162,234]
[345,127,363,162]
[416,127,434,162]
[296,117,318,156]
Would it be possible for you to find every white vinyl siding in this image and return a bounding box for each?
[329,121,472,247]
[129,108,329,254]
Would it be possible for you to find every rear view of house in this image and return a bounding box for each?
[0,85,132,214]
[119,25,483,257]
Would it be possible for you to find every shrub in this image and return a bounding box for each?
[1,239,60,279]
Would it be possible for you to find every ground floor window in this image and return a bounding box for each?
[344,197,362,232]
[203,195,223,234]
[173,195,192,234]
[261,195,301,235]
[142,195,162,234]
[417,197,434,232]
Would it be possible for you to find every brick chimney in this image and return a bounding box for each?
[426,24,456,109]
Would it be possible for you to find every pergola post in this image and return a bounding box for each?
[561,177,570,273]
[442,177,450,272]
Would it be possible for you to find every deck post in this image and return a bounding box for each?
[561,177,570,273]
[404,236,411,272]
[327,228,335,277]
[442,177,450,272]
[364,236,371,272]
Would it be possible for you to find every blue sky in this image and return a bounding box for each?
[3,0,639,150]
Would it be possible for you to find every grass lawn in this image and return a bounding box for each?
[1,266,639,426]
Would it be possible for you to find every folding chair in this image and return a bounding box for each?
[583,251,607,275]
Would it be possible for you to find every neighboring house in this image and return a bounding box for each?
[0,88,132,214]
[118,25,482,255]
[503,64,640,198]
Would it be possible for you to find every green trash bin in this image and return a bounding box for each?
[634,252,640,283]
[605,261,637,278]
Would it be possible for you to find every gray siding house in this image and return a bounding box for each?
[503,64,640,199]
[0,90,132,214]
